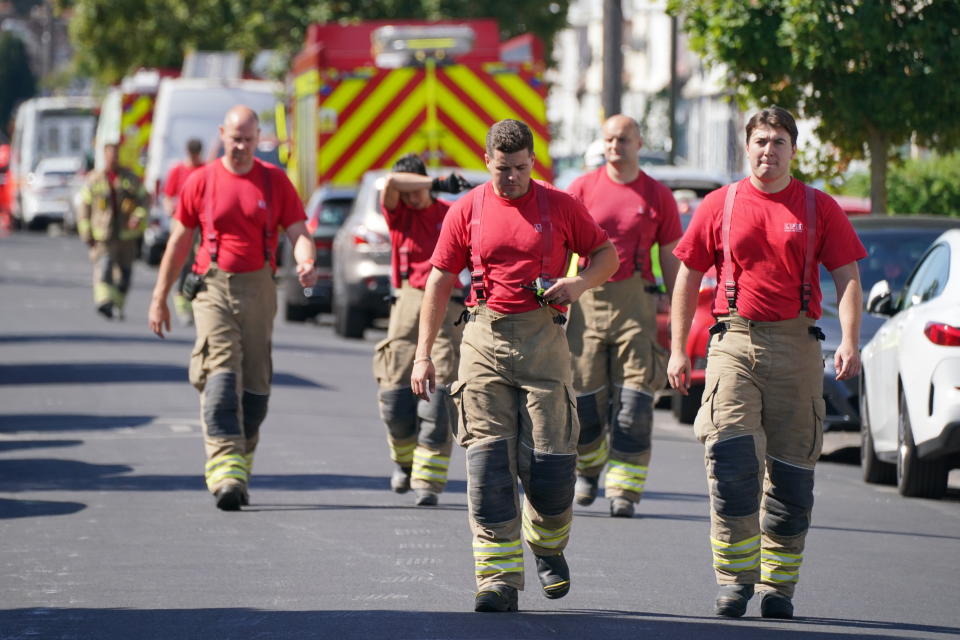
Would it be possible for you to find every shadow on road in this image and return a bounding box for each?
[0,332,370,357]
[0,497,86,519]
[0,461,466,496]
[0,438,83,451]
[0,363,324,388]
[0,607,954,640]
[0,414,154,433]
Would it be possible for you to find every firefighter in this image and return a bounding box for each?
[411,119,618,612]
[373,152,470,506]
[77,143,149,320]
[565,114,683,517]
[148,105,317,511]
[162,138,205,326]
[668,106,865,619]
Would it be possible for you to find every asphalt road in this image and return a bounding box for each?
[1,231,959,640]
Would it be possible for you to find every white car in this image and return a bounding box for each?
[860,228,960,499]
[20,156,85,230]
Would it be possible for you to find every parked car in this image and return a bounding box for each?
[332,168,488,339]
[19,156,85,230]
[859,228,960,499]
[671,214,960,428]
[280,184,357,321]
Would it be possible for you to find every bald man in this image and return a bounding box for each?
[565,115,683,517]
[149,105,318,511]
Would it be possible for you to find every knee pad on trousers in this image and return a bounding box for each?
[204,371,241,437]
[708,435,760,517]
[525,448,576,516]
[612,387,653,453]
[467,439,516,524]
[576,392,604,445]
[417,385,451,448]
[378,387,418,440]
[242,391,269,440]
[763,458,815,536]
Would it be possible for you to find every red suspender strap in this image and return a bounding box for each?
[635,177,661,273]
[721,180,740,312]
[204,165,219,265]
[800,184,817,312]
[260,163,275,263]
[469,185,486,300]
[535,182,552,278]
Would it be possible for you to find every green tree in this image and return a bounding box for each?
[0,32,37,135]
[666,0,960,213]
[64,0,568,86]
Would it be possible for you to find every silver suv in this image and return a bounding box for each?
[332,167,488,338]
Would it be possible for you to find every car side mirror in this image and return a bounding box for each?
[866,279,894,316]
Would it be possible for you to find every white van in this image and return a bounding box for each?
[143,77,283,196]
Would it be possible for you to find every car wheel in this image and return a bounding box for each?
[671,384,703,425]
[860,374,895,484]
[334,300,368,339]
[285,301,310,323]
[896,388,947,499]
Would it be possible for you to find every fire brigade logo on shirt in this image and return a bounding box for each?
[534,224,543,232]
[784,222,805,233]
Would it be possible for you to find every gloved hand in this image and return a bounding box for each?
[431,173,471,194]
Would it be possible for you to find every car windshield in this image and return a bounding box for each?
[315,198,353,226]
[820,226,952,305]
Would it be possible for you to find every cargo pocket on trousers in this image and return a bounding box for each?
[810,396,826,461]
[449,379,468,448]
[646,334,669,392]
[188,336,209,392]
[371,337,391,385]
[564,384,580,451]
[693,377,721,443]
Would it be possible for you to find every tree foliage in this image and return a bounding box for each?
[0,32,37,136]
[666,0,960,213]
[64,0,568,86]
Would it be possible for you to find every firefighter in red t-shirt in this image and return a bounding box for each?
[162,138,205,325]
[373,153,470,506]
[411,119,618,613]
[566,115,683,518]
[668,107,866,620]
[148,106,318,512]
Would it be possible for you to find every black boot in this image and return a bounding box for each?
[474,585,518,612]
[574,475,598,506]
[214,483,244,511]
[390,465,411,493]
[414,488,438,506]
[760,591,794,619]
[609,497,635,518]
[715,584,754,617]
[535,552,571,599]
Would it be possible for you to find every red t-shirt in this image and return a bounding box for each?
[567,167,683,282]
[431,181,609,314]
[163,162,203,199]
[382,198,450,290]
[175,159,305,274]
[674,177,866,321]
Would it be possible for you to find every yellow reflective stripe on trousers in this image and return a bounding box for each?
[204,453,247,490]
[577,437,609,472]
[605,459,648,492]
[242,454,255,477]
[412,450,450,483]
[711,535,761,555]
[522,514,570,550]
[473,540,523,576]
[761,549,802,583]
[711,535,761,573]
[389,440,416,465]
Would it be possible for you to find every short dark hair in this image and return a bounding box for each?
[391,152,427,176]
[486,119,534,156]
[746,106,798,146]
[187,138,203,155]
